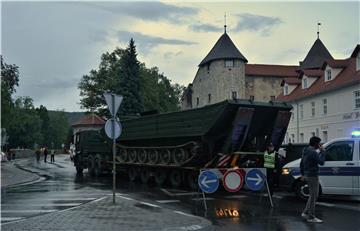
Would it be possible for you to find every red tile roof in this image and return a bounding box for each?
[73,114,105,127]
[322,59,349,69]
[301,69,323,77]
[245,64,298,77]
[277,57,360,102]
[281,77,301,86]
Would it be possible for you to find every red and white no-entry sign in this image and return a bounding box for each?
[223,169,244,192]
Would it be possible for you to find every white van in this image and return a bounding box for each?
[280,137,360,200]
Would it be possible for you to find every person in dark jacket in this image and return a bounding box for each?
[300,136,325,223]
[44,147,48,163]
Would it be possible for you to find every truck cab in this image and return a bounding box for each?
[281,136,360,199]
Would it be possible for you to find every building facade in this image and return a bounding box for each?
[278,44,360,144]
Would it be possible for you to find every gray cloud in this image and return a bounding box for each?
[234,13,282,36]
[117,31,196,53]
[82,2,198,23]
[189,23,222,33]
[164,51,184,60]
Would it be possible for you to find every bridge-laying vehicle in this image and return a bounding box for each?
[74,99,292,189]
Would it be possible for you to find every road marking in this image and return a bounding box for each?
[161,188,201,197]
[173,210,197,218]
[225,195,248,199]
[139,202,161,208]
[156,200,181,203]
[1,217,25,222]
[191,197,214,201]
[1,210,57,213]
[317,202,335,207]
[317,202,360,211]
[117,195,134,201]
[2,203,81,207]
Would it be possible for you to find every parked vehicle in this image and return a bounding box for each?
[280,135,360,200]
[74,100,292,188]
[1,152,8,162]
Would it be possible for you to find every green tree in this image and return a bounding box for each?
[36,105,50,146]
[47,111,69,148]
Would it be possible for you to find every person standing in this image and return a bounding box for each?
[44,147,48,163]
[35,148,41,162]
[264,143,277,195]
[300,136,325,223]
[50,149,55,162]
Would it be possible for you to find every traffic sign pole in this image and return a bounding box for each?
[112,94,116,204]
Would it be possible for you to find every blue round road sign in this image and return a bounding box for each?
[198,170,219,194]
[245,169,265,191]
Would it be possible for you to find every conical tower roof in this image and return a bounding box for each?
[199,32,248,66]
[300,38,333,70]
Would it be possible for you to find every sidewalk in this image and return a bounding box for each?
[2,195,212,231]
[1,161,40,188]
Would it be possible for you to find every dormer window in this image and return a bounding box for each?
[302,77,308,89]
[225,60,234,68]
[357,55,360,71]
[326,69,332,81]
[284,85,289,95]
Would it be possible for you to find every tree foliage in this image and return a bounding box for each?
[78,39,184,117]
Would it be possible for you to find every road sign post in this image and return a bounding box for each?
[103,93,123,204]
[245,168,273,207]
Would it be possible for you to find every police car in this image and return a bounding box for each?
[280,131,360,200]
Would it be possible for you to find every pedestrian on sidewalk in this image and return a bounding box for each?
[44,147,48,163]
[50,149,55,162]
[300,136,325,223]
[35,148,41,162]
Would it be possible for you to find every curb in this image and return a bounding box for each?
[1,162,45,189]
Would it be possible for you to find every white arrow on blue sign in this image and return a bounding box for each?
[245,169,265,191]
[198,170,219,194]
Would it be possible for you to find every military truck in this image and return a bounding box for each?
[74,100,292,189]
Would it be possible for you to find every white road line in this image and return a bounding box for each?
[179,225,203,230]
[225,195,248,199]
[2,203,81,207]
[174,192,202,196]
[139,202,161,208]
[1,210,57,213]
[117,195,134,201]
[160,188,174,196]
[173,210,197,218]
[156,200,181,203]
[1,217,25,222]
[317,202,360,211]
[317,202,335,207]
[191,197,214,201]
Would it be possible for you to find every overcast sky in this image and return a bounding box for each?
[2,1,359,112]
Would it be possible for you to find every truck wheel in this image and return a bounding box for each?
[173,149,188,165]
[128,167,138,182]
[93,158,101,177]
[154,170,167,186]
[138,149,147,163]
[140,168,150,184]
[294,180,309,200]
[160,149,171,164]
[186,171,198,190]
[170,170,182,188]
[76,166,83,174]
[128,149,137,163]
[88,156,95,176]
[148,149,159,164]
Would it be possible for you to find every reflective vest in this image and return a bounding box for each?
[264,151,275,169]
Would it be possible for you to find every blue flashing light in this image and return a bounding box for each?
[352,130,360,138]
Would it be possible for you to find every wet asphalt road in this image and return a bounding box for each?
[1,155,360,230]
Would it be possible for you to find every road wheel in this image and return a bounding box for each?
[160,149,171,165]
[294,180,309,200]
[140,168,151,184]
[154,170,167,186]
[138,149,147,163]
[88,156,95,176]
[128,167,138,182]
[148,149,159,164]
[170,170,182,188]
[186,171,198,190]
[117,149,128,163]
[93,158,101,177]
[173,149,188,166]
[128,149,137,163]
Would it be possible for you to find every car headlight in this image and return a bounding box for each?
[282,168,290,175]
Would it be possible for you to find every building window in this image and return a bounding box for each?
[284,85,289,95]
[300,104,303,119]
[326,69,332,81]
[357,56,360,71]
[196,97,199,106]
[291,110,294,121]
[232,91,237,99]
[208,94,211,103]
[207,64,210,73]
[300,133,304,143]
[291,134,295,143]
[311,102,315,117]
[302,77,308,89]
[249,95,254,101]
[323,98,327,115]
[322,131,328,142]
[225,60,234,68]
[316,128,319,136]
[354,90,360,109]
[270,95,275,101]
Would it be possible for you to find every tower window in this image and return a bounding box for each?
[196,97,199,106]
[232,91,237,99]
[208,94,211,103]
[326,69,332,81]
[225,60,234,68]
[249,95,254,101]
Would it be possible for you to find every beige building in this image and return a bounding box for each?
[181,29,298,110]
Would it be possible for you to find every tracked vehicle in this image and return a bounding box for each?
[74,100,292,189]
